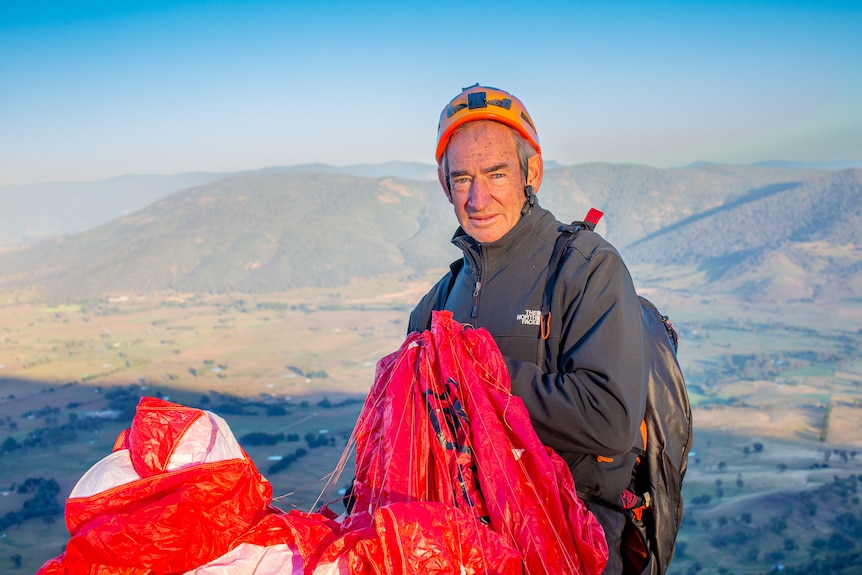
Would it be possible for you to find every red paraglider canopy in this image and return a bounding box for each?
[39,311,607,575]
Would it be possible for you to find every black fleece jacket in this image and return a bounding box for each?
[407,203,648,504]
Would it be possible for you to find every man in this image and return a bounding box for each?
[407,84,649,575]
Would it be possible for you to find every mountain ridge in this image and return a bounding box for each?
[4,160,854,248]
[0,163,438,248]
[624,169,862,302]
[1,164,859,304]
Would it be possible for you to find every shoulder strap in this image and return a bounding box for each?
[536,209,603,367]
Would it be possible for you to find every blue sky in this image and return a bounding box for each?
[1,0,860,186]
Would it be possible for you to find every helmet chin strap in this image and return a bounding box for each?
[521,184,536,215]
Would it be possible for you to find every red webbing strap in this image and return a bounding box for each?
[585,208,604,227]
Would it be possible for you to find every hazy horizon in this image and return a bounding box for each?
[2,0,860,187]
[3,158,862,190]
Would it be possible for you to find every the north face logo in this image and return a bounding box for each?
[516,309,542,326]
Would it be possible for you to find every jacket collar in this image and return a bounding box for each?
[451,202,560,271]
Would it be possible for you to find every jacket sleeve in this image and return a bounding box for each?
[507,246,647,457]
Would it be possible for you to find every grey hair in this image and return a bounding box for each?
[441,122,537,191]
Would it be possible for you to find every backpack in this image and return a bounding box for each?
[544,209,693,575]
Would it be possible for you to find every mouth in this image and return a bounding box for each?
[468,213,498,226]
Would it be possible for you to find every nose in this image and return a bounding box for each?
[467,178,492,212]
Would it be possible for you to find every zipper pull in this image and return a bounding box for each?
[473,281,482,297]
[471,281,481,318]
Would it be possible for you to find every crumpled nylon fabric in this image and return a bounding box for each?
[341,310,607,575]
[311,501,523,575]
[37,397,335,575]
[39,311,607,575]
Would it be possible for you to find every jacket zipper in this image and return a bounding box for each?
[453,237,484,321]
[471,280,482,318]
[463,244,483,320]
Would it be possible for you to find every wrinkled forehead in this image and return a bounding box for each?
[443,121,520,161]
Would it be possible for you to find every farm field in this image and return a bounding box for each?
[1,265,861,574]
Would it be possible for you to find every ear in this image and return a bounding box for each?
[527,154,544,192]
[438,165,453,204]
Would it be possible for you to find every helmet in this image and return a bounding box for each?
[435,84,541,164]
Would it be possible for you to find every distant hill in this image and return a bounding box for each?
[0,163,437,248]
[0,173,226,247]
[536,162,824,248]
[625,169,862,302]
[0,164,859,304]
[257,161,438,182]
[751,160,862,170]
[1,160,854,249]
[0,173,456,299]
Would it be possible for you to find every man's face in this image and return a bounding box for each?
[441,121,532,244]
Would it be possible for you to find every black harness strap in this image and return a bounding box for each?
[536,209,603,368]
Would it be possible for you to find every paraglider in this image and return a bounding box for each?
[39,311,607,574]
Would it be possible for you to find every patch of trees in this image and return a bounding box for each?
[210,401,257,416]
[286,365,329,379]
[305,432,336,449]
[819,403,832,442]
[267,447,309,475]
[206,392,292,418]
[0,477,62,530]
[770,475,862,574]
[240,431,335,473]
[833,511,862,538]
[1,436,18,453]
[817,473,861,504]
[785,350,843,364]
[240,431,308,449]
[240,431,285,446]
[822,448,857,463]
[1,412,106,453]
[711,350,843,382]
[104,385,158,419]
[207,392,260,416]
[686,473,862,572]
[690,494,712,506]
[21,405,61,419]
[710,529,748,549]
[256,302,288,311]
[768,517,788,535]
[192,361,229,376]
[316,396,364,409]
[9,553,22,569]
[775,551,862,575]
[21,355,54,369]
